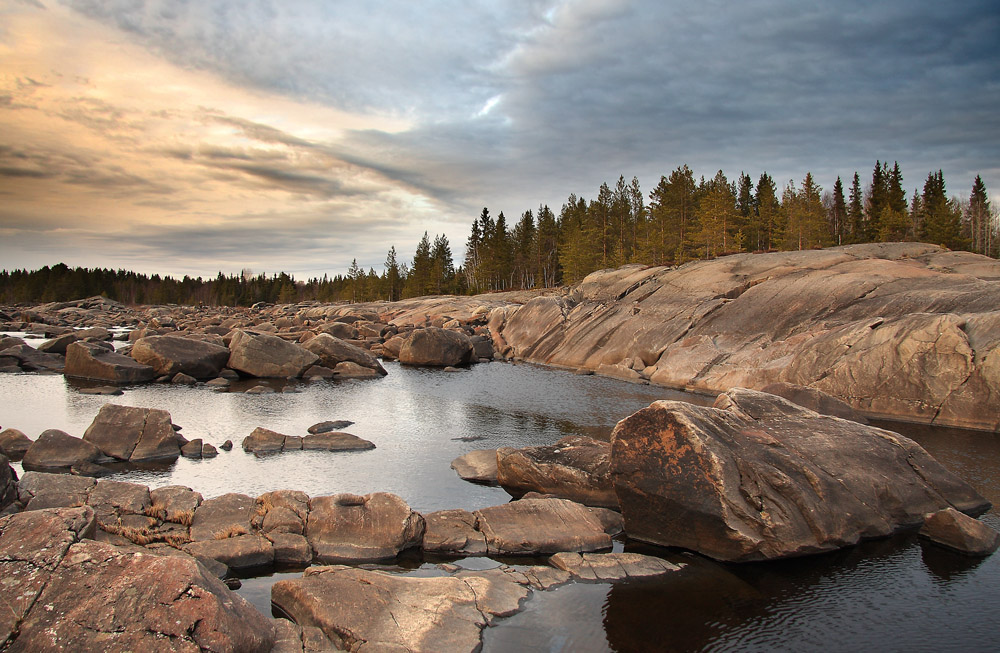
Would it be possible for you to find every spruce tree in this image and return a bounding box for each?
[847,172,865,243]
[830,176,847,245]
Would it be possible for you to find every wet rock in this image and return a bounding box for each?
[919,507,1000,556]
[202,442,218,458]
[548,551,683,581]
[450,449,499,485]
[271,565,529,653]
[206,377,230,388]
[398,327,475,367]
[496,435,617,508]
[610,388,992,562]
[227,329,319,378]
[64,341,154,383]
[82,404,181,462]
[307,420,354,434]
[0,428,32,461]
[302,364,335,379]
[306,492,424,563]
[301,432,375,451]
[172,372,198,384]
[473,498,615,556]
[22,429,104,471]
[130,334,231,379]
[303,333,387,375]
[333,361,381,378]
[422,509,488,556]
[243,427,288,453]
[184,534,275,570]
[220,439,234,451]
[189,492,255,542]
[245,384,276,394]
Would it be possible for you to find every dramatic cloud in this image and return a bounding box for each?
[1,0,997,279]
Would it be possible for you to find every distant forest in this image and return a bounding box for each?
[1,162,995,306]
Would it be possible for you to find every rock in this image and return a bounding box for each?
[256,490,309,535]
[450,449,499,485]
[18,472,96,510]
[271,565,529,653]
[302,333,387,375]
[307,420,354,434]
[302,364,335,379]
[171,372,198,384]
[82,404,181,462]
[496,435,617,508]
[206,377,230,388]
[36,332,83,355]
[398,327,475,367]
[0,428,32,461]
[320,322,358,340]
[220,439,234,451]
[227,329,319,378]
[1,455,16,513]
[181,438,204,458]
[301,432,375,451]
[760,382,869,423]
[609,388,991,562]
[268,532,313,565]
[64,341,155,384]
[548,551,683,581]
[22,429,104,471]
[77,385,124,395]
[305,492,424,563]
[0,509,274,652]
[333,361,381,378]
[149,485,203,523]
[1,344,65,372]
[189,493,255,542]
[184,534,275,570]
[130,335,231,379]
[473,498,615,556]
[86,479,151,528]
[243,427,288,453]
[202,442,218,457]
[919,507,1000,556]
[422,509,488,556]
[245,384,276,394]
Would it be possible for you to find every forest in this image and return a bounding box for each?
[1,162,995,306]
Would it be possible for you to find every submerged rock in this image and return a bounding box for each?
[610,388,991,562]
[548,551,683,581]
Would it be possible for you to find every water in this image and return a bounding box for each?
[1,355,998,652]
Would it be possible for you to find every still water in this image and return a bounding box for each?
[2,360,998,652]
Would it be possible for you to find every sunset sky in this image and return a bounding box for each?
[2,0,998,280]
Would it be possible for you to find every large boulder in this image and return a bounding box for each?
[130,335,231,379]
[473,498,617,556]
[302,333,387,375]
[609,388,991,562]
[21,430,104,471]
[759,382,868,423]
[227,330,319,378]
[305,492,424,563]
[64,341,155,384]
[1,344,65,372]
[496,435,617,508]
[398,327,475,367]
[0,428,33,461]
[271,565,530,653]
[82,404,181,462]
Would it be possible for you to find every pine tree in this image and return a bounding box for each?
[648,165,697,263]
[405,232,433,298]
[865,160,888,241]
[629,176,646,262]
[695,170,737,257]
[966,175,992,255]
[512,209,537,289]
[347,258,361,302]
[847,172,864,243]
[384,247,402,301]
[920,171,964,249]
[830,176,847,245]
[431,234,455,294]
[464,211,485,293]
[536,203,560,287]
[756,172,782,251]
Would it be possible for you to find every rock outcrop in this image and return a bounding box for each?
[919,507,1000,556]
[610,388,991,562]
[473,498,619,556]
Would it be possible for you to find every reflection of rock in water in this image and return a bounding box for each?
[921,542,988,582]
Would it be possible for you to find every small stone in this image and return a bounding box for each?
[220,440,233,451]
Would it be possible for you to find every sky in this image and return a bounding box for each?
[1,0,998,280]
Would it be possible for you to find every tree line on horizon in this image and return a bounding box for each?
[1,162,995,306]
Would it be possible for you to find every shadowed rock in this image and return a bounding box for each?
[610,388,991,562]
[497,435,617,508]
[303,333,387,375]
[131,334,230,379]
[0,455,16,513]
[22,430,104,471]
[0,428,32,461]
[65,341,154,383]
[760,382,869,423]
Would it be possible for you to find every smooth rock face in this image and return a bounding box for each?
[398,327,475,367]
[422,509,488,556]
[243,427,288,453]
[184,534,275,570]
[82,404,180,462]
[610,388,992,562]
[496,435,617,508]
[451,449,499,485]
[131,334,231,379]
[271,565,530,653]
[548,552,683,581]
[919,507,1000,556]
[0,428,33,461]
[64,341,155,384]
[22,429,103,471]
[473,498,614,556]
[18,472,96,511]
[228,329,319,378]
[303,333,387,375]
[759,382,869,424]
[306,492,424,563]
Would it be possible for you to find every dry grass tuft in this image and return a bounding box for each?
[213,524,248,540]
[101,520,192,547]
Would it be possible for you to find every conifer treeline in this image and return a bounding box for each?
[1,163,995,306]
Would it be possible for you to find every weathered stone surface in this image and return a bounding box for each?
[268,532,313,566]
[18,472,96,510]
[256,490,310,534]
[22,429,104,471]
[497,435,617,508]
[1,344,65,372]
[149,485,203,523]
[422,509,488,556]
[301,432,375,451]
[189,492,255,542]
[181,438,204,458]
[86,479,151,527]
[228,329,319,378]
[82,404,180,462]
[333,361,381,378]
[131,334,231,379]
[243,427,289,453]
[450,449,499,485]
[0,428,32,461]
[0,455,17,513]
[64,340,155,384]
[473,498,614,556]
[548,552,682,581]
[398,327,475,367]
[271,565,529,653]
[184,534,275,570]
[610,388,992,562]
[760,382,869,423]
[303,333,387,375]
[306,493,424,563]
[36,332,82,355]
[919,507,1000,556]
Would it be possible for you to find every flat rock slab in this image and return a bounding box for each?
[497,435,617,508]
[610,388,992,562]
[307,420,354,434]
[301,432,375,451]
[548,551,683,581]
[473,498,614,556]
[18,472,96,510]
[306,492,424,563]
[919,507,1000,556]
[451,449,499,485]
[272,565,530,653]
[423,509,488,556]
